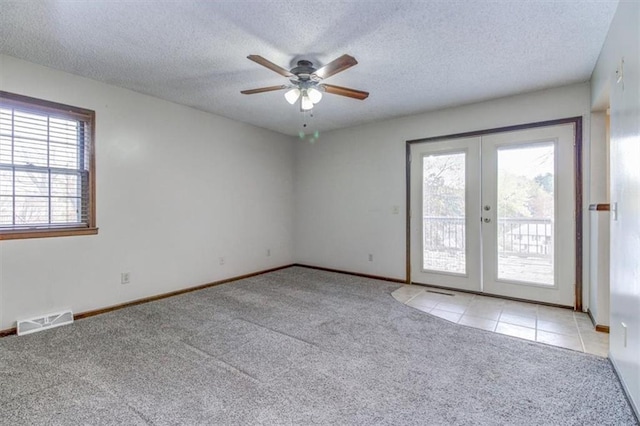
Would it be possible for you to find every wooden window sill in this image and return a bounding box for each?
[0,227,99,241]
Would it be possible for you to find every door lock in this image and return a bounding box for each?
[484,205,491,211]
[483,218,491,223]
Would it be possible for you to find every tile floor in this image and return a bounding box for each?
[392,284,609,357]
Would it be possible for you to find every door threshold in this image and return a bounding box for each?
[410,281,574,310]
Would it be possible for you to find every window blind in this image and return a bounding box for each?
[0,95,93,231]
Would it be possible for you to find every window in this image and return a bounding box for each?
[0,91,97,240]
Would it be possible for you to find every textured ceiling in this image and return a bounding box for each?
[0,1,618,136]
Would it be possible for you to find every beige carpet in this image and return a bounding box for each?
[0,266,637,425]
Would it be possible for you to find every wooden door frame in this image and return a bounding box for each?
[405,116,583,310]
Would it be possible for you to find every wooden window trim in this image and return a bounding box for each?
[0,91,97,240]
[0,227,98,241]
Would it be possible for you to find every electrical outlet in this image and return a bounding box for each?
[266,248,271,257]
[392,205,400,215]
[219,257,225,265]
[121,272,130,285]
[368,254,373,262]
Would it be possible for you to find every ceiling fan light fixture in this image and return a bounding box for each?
[284,88,300,104]
[307,87,323,104]
[242,54,369,113]
[301,94,314,111]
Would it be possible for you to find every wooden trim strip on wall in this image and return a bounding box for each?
[574,117,583,312]
[589,203,611,211]
[406,116,584,144]
[405,143,412,283]
[0,264,295,338]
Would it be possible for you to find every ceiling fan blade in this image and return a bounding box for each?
[312,54,358,79]
[247,55,293,77]
[321,84,369,100]
[241,85,288,95]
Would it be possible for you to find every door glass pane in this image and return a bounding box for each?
[497,143,554,285]
[422,152,466,274]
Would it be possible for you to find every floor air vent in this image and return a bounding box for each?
[427,290,455,297]
[17,310,74,336]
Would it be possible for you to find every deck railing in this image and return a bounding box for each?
[423,216,553,258]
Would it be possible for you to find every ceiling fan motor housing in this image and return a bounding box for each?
[291,60,317,81]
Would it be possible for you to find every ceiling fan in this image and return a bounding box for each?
[241,54,369,111]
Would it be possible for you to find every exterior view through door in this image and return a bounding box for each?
[409,120,579,307]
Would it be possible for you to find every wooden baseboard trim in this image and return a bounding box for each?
[74,264,295,321]
[294,264,405,284]
[0,327,17,338]
[587,309,610,333]
[0,264,295,339]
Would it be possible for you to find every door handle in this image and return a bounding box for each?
[483,218,491,223]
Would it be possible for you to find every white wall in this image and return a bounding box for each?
[0,55,295,331]
[588,111,610,327]
[591,0,640,415]
[294,83,593,300]
[589,209,610,326]
[589,112,610,201]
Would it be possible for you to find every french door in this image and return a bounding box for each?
[410,123,576,306]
